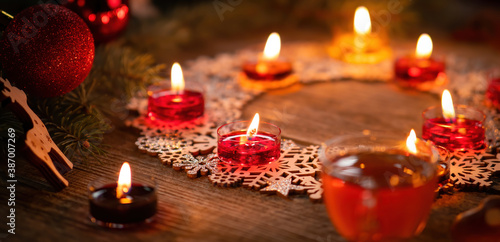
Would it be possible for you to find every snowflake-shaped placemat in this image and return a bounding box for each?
[209,145,322,202]
[449,149,500,189]
[129,41,500,201]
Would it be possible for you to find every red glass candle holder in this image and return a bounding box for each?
[238,58,298,91]
[217,121,281,166]
[88,175,157,228]
[394,55,446,91]
[320,134,439,241]
[147,83,204,122]
[422,105,485,151]
[486,70,500,110]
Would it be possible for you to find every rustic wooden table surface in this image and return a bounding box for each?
[1,27,500,242]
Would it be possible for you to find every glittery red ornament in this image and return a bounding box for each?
[64,0,130,43]
[0,4,94,97]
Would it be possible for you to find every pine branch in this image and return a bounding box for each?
[0,43,165,163]
[30,97,110,162]
[91,45,167,98]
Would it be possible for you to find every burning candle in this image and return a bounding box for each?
[320,131,439,241]
[328,6,391,64]
[147,63,204,122]
[486,72,500,110]
[217,113,281,166]
[422,90,485,151]
[89,162,157,228]
[239,33,298,90]
[394,34,446,91]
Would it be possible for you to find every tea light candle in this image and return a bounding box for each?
[422,90,485,151]
[328,6,391,64]
[238,33,298,90]
[394,34,446,91]
[217,113,281,166]
[89,162,157,228]
[486,75,500,110]
[147,63,204,122]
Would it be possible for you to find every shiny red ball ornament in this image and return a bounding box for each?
[64,0,130,43]
[0,4,95,97]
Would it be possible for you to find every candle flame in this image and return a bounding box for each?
[354,6,371,35]
[171,62,185,93]
[441,89,456,119]
[239,113,260,145]
[116,162,131,199]
[263,32,281,61]
[415,33,433,59]
[247,113,260,137]
[406,129,418,155]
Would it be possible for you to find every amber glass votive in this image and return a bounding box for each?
[217,121,281,166]
[394,55,446,91]
[329,33,392,64]
[239,58,298,91]
[88,175,157,228]
[320,134,439,241]
[422,105,485,151]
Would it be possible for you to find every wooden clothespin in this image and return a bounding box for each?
[0,78,73,190]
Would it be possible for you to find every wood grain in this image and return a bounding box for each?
[243,81,439,144]
[0,81,495,242]
[1,28,500,242]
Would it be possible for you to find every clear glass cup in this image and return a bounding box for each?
[320,133,439,241]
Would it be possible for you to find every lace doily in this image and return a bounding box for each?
[128,42,500,201]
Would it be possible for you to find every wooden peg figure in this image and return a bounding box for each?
[0,78,73,190]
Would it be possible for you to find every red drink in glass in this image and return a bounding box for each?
[320,134,439,241]
[217,121,281,166]
[422,105,485,151]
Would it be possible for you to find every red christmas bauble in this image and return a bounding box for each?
[1,4,94,97]
[64,0,130,43]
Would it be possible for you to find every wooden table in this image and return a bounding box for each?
[1,29,499,242]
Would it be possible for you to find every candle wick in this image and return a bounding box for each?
[444,117,455,124]
[248,128,257,138]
